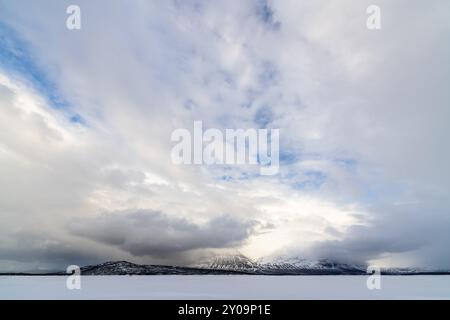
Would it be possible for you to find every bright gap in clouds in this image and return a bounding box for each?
[0,0,450,271]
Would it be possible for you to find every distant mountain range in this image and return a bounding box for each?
[191,252,369,275]
[2,253,450,275]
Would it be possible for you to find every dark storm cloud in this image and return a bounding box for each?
[0,230,104,272]
[69,210,258,257]
[308,201,450,267]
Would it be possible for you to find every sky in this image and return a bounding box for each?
[0,0,449,272]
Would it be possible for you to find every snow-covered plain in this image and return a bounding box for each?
[1,275,449,299]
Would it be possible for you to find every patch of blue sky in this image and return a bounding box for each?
[0,23,65,108]
[0,23,85,125]
[219,70,235,87]
[219,175,233,181]
[256,0,280,30]
[254,106,273,128]
[69,114,86,125]
[258,61,278,88]
[333,158,357,172]
[358,178,405,205]
[218,171,256,182]
[279,150,299,165]
[240,89,257,109]
[183,99,197,110]
[291,170,327,191]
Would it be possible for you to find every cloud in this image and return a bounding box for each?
[69,210,257,258]
[306,201,450,268]
[0,231,98,268]
[0,0,449,270]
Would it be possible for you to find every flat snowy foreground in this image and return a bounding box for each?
[1,275,450,299]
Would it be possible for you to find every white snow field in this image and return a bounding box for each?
[1,275,449,300]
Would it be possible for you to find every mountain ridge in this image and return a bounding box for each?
[2,254,450,275]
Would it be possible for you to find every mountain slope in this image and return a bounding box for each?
[79,261,248,275]
[192,253,367,275]
[2,254,449,275]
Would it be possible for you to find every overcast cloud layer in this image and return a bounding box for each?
[0,0,449,272]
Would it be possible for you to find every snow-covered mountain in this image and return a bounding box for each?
[194,252,260,272]
[4,253,448,275]
[69,254,448,275]
[259,255,368,274]
[194,253,367,275]
[78,261,245,275]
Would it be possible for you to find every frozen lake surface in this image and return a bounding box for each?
[1,275,450,299]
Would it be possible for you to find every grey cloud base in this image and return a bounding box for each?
[69,210,257,258]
